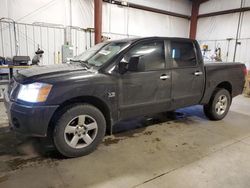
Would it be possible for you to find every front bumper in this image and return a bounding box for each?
[4,91,59,137]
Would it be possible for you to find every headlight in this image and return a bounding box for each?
[17,82,52,103]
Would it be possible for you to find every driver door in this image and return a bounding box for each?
[118,39,172,119]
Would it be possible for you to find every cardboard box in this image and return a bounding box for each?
[244,71,250,97]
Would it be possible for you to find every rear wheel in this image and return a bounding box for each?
[53,104,106,157]
[203,88,231,120]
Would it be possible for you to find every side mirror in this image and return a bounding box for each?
[118,59,128,74]
[118,55,141,74]
[127,56,140,72]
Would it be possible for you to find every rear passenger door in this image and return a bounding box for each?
[170,40,205,109]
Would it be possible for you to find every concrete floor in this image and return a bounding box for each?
[0,95,250,188]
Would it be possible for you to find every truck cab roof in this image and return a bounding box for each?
[108,36,196,44]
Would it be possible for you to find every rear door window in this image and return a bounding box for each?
[170,41,197,68]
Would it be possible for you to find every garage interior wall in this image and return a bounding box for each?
[0,0,192,65]
[197,0,250,69]
[102,0,191,39]
[0,0,94,64]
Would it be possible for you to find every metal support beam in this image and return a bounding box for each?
[199,7,250,18]
[189,1,200,39]
[103,0,190,20]
[94,0,102,44]
[233,0,244,62]
[189,0,209,39]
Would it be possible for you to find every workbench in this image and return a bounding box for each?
[0,65,31,79]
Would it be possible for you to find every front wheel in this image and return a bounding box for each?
[53,104,106,157]
[203,88,231,120]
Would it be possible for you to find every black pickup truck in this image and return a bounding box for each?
[4,37,246,157]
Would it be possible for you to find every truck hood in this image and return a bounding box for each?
[14,63,95,83]
[18,64,87,77]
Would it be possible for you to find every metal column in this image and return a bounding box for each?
[94,0,102,44]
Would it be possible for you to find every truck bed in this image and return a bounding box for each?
[200,62,246,104]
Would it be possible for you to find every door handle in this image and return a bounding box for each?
[193,71,203,76]
[160,74,170,80]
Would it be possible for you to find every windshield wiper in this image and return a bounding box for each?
[70,59,90,69]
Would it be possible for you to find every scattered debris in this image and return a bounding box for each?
[103,138,122,146]
[144,131,154,135]
[6,157,58,171]
[0,175,9,183]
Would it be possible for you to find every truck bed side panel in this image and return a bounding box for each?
[200,63,245,104]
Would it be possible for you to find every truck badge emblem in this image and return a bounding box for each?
[108,92,115,98]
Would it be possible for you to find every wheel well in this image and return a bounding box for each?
[216,82,232,95]
[48,96,112,136]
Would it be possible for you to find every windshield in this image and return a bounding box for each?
[73,42,107,62]
[72,41,129,67]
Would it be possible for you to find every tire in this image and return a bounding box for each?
[53,104,106,157]
[203,88,231,121]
